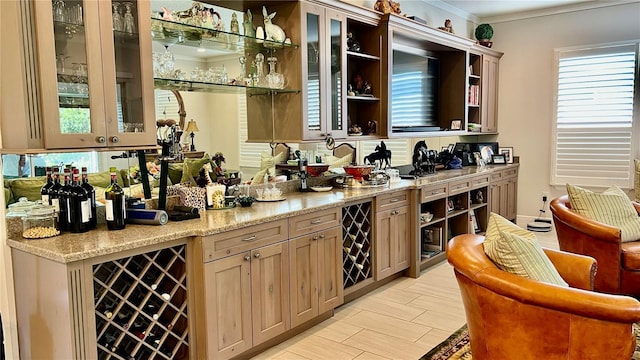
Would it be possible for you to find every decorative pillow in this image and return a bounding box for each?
[252,152,286,184]
[497,231,568,286]
[179,154,211,184]
[566,183,640,242]
[8,176,46,202]
[484,212,568,286]
[325,153,353,169]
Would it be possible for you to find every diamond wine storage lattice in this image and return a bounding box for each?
[342,202,373,288]
[93,245,188,360]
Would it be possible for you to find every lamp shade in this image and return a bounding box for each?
[185,119,199,132]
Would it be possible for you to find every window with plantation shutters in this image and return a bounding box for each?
[552,43,639,188]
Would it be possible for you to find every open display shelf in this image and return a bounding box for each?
[93,245,188,360]
[342,202,373,288]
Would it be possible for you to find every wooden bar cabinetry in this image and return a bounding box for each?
[375,190,411,280]
[489,166,519,222]
[11,238,191,360]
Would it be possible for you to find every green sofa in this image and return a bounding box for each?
[3,155,215,207]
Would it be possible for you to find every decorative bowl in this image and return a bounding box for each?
[307,164,329,177]
[236,196,256,207]
[343,165,374,180]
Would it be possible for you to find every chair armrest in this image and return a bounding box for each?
[543,248,596,290]
[476,267,640,324]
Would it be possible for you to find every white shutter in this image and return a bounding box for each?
[359,139,411,166]
[551,44,638,188]
[238,93,270,168]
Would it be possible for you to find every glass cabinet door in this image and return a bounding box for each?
[33,0,154,149]
[303,6,323,140]
[327,11,346,138]
[302,5,346,141]
[100,0,155,147]
[35,0,107,149]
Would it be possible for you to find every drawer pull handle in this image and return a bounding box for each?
[319,234,325,239]
[244,255,251,261]
[313,235,318,240]
[311,219,322,224]
[242,235,257,242]
[254,253,260,258]
[390,198,400,203]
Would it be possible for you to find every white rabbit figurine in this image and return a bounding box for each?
[262,6,286,43]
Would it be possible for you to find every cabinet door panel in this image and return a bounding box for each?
[489,182,502,217]
[375,209,393,280]
[251,242,290,345]
[481,55,499,133]
[505,178,518,221]
[302,5,324,140]
[98,0,155,147]
[289,235,319,327]
[326,9,347,138]
[205,253,252,359]
[318,227,344,313]
[34,0,107,149]
[395,206,410,271]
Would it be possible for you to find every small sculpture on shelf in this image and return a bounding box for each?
[257,6,291,45]
[351,73,373,97]
[346,32,361,52]
[438,19,455,34]
[348,124,362,136]
[373,0,402,15]
[229,12,240,49]
[243,9,256,38]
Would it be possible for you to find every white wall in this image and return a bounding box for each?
[491,2,640,219]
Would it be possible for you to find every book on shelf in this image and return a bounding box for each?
[468,85,480,106]
[470,210,480,233]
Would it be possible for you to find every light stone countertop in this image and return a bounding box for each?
[7,164,517,264]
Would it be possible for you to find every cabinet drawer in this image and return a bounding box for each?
[202,219,288,262]
[449,179,471,195]
[470,174,490,189]
[421,183,448,202]
[502,167,518,179]
[376,191,410,211]
[288,207,341,239]
[490,170,504,182]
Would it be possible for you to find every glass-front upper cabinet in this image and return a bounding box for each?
[302,3,347,141]
[34,0,155,149]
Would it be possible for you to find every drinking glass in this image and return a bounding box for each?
[123,2,136,34]
[112,3,124,32]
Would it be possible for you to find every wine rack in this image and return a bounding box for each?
[342,202,373,288]
[93,245,188,360]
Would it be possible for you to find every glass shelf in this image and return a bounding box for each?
[151,18,298,53]
[154,78,300,95]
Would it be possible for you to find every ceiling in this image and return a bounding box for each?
[440,0,586,18]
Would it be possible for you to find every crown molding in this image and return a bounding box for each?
[416,0,480,23]
[481,0,639,24]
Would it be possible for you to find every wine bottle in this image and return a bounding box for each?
[81,167,97,229]
[57,168,72,232]
[40,166,53,203]
[49,167,62,210]
[299,158,308,192]
[68,168,90,233]
[105,166,126,231]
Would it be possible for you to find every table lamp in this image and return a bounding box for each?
[185,119,199,151]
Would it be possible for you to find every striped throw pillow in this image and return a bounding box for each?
[567,184,640,242]
[484,212,568,286]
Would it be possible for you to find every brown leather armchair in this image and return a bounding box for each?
[551,195,640,296]
[448,234,640,360]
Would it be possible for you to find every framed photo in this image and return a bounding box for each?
[499,147,514,164]
[476,142,499,164]
[450,119,462,130]
[492,154,507,164]
[473,151,484,166]
[447,199,454,212]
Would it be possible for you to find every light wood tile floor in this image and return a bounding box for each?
[252,226,559,360]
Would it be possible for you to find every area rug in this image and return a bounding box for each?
[420,323,640,360]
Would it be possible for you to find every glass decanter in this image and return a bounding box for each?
[253,53,265,87]
[238,56,247,85]
[266,56,285,89]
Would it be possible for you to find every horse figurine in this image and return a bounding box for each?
[411,140,431,176]
[364,141,392,169]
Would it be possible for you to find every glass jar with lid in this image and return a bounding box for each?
[6,197,38,218]
[22,205,60,239]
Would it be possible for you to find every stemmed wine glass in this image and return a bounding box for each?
[112,2,124,32]
[123,2,136,34]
